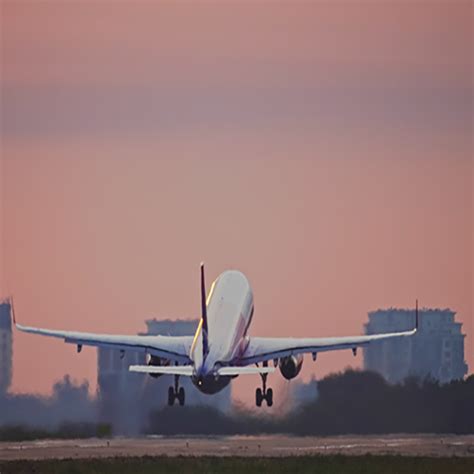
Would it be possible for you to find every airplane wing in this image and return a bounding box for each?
[239,328,417,366]
[16,323,193,364]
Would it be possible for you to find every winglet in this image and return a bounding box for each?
[200,262,209,357]
[10,296,17,325]
[415,299,419,330]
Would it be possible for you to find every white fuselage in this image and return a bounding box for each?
[190,270,254,393]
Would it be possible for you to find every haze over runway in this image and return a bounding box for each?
[1,2,472,406]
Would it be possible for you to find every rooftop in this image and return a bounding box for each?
[369,307,455,316]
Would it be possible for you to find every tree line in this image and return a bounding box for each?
[147,369,474,435]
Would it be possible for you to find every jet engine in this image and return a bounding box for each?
[278,354,303,380]
[147,355,169,378]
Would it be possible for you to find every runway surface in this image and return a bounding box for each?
[1,434,473,460]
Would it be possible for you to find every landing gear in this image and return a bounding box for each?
[256,387,263,407]
[178,387,185,406]
[266,388,273,407]
[168,386,174,406]
[168,374,185,406]
[255,372,273,407]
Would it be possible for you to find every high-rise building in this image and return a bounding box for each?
[97,318,232,433]
[97,344,145,433]
[363,307,468,383]
[0,299,13,394]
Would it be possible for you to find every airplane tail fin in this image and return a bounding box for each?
[200,262,209,357]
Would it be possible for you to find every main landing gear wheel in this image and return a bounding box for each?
[256,388,263,407]
[255,371,273,407]
[167,386,174,406]
[178,387,185,406]
[266,388,273,407]
[168,374,186,406]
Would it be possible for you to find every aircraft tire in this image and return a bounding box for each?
[178,387,185,406]
[168,386,175,406]
[256,388,263,407]
[266,388,273,407]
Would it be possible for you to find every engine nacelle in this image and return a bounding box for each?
[279,354,304,380]
[147,355,169,378]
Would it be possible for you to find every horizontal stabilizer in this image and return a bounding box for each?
[129,365,194,376]
[217,366,275,376]
[129,365,275,377]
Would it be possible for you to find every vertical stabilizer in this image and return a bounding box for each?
[200,263,209,357]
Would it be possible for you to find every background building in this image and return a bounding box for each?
[0,299,13,394]
[97,344,145,433]
[97,318,231,434]
[364,307,468,383]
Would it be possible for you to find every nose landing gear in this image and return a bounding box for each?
[168,374,185,406]
[255,372,273,407]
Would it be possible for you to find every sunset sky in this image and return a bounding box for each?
[1,2,472,406]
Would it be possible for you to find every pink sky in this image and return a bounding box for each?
[1,2,472,406]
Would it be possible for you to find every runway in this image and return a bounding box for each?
[1,434,473,460]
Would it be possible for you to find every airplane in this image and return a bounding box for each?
[14,264,418,407]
